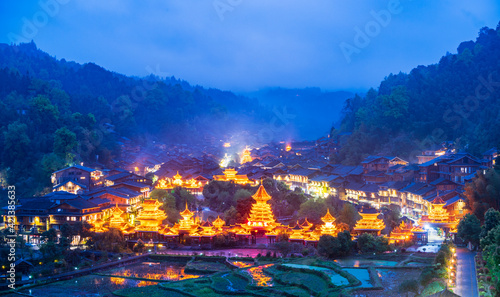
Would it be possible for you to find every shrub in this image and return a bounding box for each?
[398,279,420,296]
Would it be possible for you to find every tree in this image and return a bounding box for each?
[356,233,389,253]
[285,189,307,210]
[464,169,500,220]
[41,228,58,243]
[276,230,289,242]
[481,208,500,238]
[234,189,252,202]
[298,199,327,225]
[457,213,481,247]
[318,231,352,259]
[398,279,420,297]
[54,127,77,159]
[223,206,238,226]
[274,240,292,257]
[149,189,169,201]
[337,203,360,229]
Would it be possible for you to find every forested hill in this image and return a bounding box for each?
[0,42,275,195]
[334,25,500,165]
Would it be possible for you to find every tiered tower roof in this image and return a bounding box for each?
[244,185,277,231]
[135,199,167,232]
[354,208,385,233]
[428,194,449,222]
[320,208,338,236]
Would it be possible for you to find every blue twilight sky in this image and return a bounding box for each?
[1,0,499,93]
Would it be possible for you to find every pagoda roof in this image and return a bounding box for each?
[291,222,303,230]
[431,195,446,204]
[180,203,194,217]
[201,220,213,227]
[212,216,225,226]
[321,209,335,223]
[301,218,313,227]
[252,185,272,202]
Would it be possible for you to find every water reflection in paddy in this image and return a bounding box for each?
[230,261,253,268]
[246,264,274,286]
[20,274,155,297]
[107,262,201,281]
[334,259,398,267]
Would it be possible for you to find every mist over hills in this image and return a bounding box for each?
[245,88,353,140]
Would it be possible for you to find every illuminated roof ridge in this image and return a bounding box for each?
[252,185,272,202]
[321,208,335,223]
[180,201,194,217]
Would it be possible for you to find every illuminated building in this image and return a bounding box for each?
[418,194,459,236]
[285,144,292,152]
[213,168,256,185]
[135,199,167,233]
[91,218,108,233]
[242,185,279,232]
[109,205,127,229]
[289,222,305,242]
[155,172,203,194]
[354,208,386,235]
[178,202,197,232]
[240,147,253,164]
[199,220,216,238]
[388,221,413,244]
[319,209,338,237]
[410,225,428,244]
[223,142,231,148]
[428,196,447,220]
[300,218,313,231]
[212,216,225,231]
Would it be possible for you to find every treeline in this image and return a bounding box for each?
[333,24,500,164]
[0,66,117,196]
[0,42,271,196]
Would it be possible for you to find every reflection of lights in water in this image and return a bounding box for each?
[110,277,126,285]
[246,264,274,287]
[137,280,157,287]
[111,265,200,281]
[231,261,252,268]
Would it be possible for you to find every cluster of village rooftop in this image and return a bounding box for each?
[3,138,497,247]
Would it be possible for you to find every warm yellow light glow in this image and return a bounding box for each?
[354,210,385,234]
[240,147,253,164]
[242,186,278,232]
[135,199,167,232]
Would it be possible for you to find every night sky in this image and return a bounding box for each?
[1,0,500,92]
